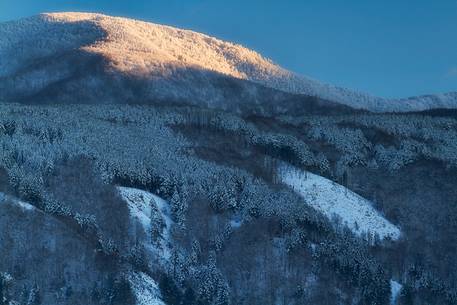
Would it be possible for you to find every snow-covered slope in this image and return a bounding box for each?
[118,187,172,304]
[118,186,173,263]
[1,12,456,112]
[390,280,403,305]
[280,166,401,241]
[128,272,166,305]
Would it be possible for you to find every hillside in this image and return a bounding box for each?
[1,11,457,305]
[1,12,456,112]
[1,102,457,304]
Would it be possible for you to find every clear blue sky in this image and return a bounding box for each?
[1,0,456,98]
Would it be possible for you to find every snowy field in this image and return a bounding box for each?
[280,166,401,241]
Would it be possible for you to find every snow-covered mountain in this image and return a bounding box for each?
[1,12,456,112]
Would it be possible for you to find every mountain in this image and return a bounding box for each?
[1,12,456,112]
[2,12,457,305]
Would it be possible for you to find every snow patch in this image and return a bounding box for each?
[128,272,165,305]
[230,219,242,229]
[15,199,35,211]
[390,280,402,305]
[0,192,35,212]
[118,186,173,261]
[280,166,401,241]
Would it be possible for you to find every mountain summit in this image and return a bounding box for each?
[1,12,456,112]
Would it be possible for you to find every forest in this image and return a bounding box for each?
[0,103,457,305]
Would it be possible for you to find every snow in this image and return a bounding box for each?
[0,191,35,212]
[280,166,401,241]
[15,199,35,211]
[118,186,173,261]
[230,219,242,229]
[1,12,456,112]
[390,280,402,305]
[128,271,165,305]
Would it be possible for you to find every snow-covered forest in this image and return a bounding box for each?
[1,12,457,113]
[1,102,457,305]
[1,11,457,305]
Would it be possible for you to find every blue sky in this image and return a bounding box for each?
[1,0,456,98]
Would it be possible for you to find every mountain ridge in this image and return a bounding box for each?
[1,12,456,112]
